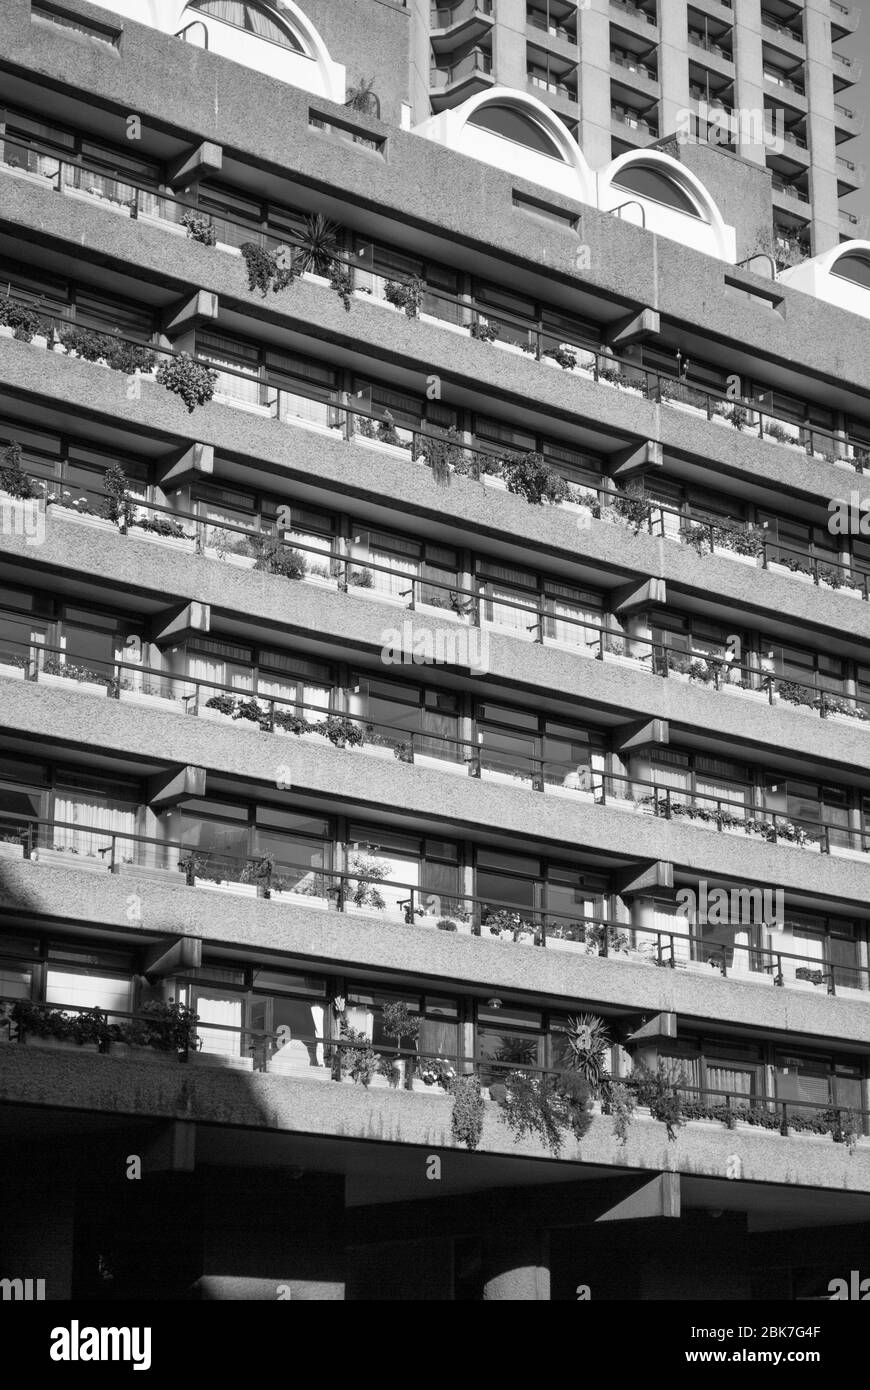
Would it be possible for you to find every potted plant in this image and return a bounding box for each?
[384,276,423,317]
[0,295,45,342]
[543,344,578,371]
[338,1022,380,1086]
[241,853,276,898]
[346,852,392,910]
[11,999,74,1048]
[470,318,499,343]
[240,242,297,296]
[416,1055,456,1093]
[380,1001,420,1089]
[156,353,218,412]
[137,998,199,1059]
[181,211,217,246]
[316,715,367,749]
[0,441,37,499]
[100,461,135,533]
[500,451,569,506]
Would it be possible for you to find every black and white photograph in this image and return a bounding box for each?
[2,0,870,1350]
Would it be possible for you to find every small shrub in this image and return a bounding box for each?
[273,710,312,736]
[0,441,36,499]
[436,918,458,932]
[100,462,135,530]
[316,715,366,749]
[250,538,307,579]
[470,319,499,343]
[384,276,423,317]
[0,296,44,342]
[204,693,236,716]
[347,852,392,910]
[544,344,577,371]
[349,567,373,588]
[134,515,187,539]
[501,451,569,506]
[156,353,218,412]
[181,211,217,246]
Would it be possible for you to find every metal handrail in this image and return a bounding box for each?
[1,141,867,465]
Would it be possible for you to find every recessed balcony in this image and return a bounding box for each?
[429,48,494,109]
[429,0,494,55]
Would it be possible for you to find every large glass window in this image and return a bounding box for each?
[190,0,306,51]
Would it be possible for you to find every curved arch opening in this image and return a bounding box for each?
[467,103,567,161]
[830,251,870,290]
[611,163,704,219]
[189,0,306,51]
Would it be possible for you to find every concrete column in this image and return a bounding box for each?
[733,0,766,168]
[482,1230,550,1300]
[658,0,690,139]
[577,0,613,170]
[805,0,840,253]
[493,0,528,91]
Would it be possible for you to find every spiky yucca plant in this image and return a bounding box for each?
[565,1014,612,1093]
[296,214,340,275]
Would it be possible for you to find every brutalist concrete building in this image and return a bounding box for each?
[1,0,870,1301]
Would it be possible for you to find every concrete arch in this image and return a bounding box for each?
[598,149,736,262]
[414,88,595,205]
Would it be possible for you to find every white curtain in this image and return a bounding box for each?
[188,655,252,705]
[278,391,330,428]
[46,969,130,1015]
[488,587,536,635]
[549,600,598,649]
[204,356,260,406]
[370,551,417,600]
[654,905,690,965]
[52,797,135,860]
[310,1004,325,1065]
[195,994,243,1057]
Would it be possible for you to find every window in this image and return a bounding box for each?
[468,104,566,160]
[831,252,870,290]
[612,164,704,218]
[190,0,306,52]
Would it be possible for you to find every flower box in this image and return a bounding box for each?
[125,1046,180,1066]
[195,879,258,897]
[38,671,108,698]
[53,510,117,532]
[0,841,23,860]
[21,1034,79,1052]
[547,935,586,953]
[118,688,175,711]
[189,1051,254,1071]
[353,436,412,461]
[30,847,107,871]
[482,474,508,491]
[270,890,330,910]
[768,561,814,584]
[0,663,25,681]
[712,546,759,566]
[414,753,468,777]
[136,531,193,552]
[64,186,133,217]
[198,705,260,730]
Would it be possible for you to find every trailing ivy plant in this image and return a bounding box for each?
[449,1074,485,1151]
[416,424,462,485]
[329,259,353,312]
[240,242,297,296]
[156,353,218,412]
[57,325,155,374]
[499,1069,592,1155]
[627,1063,685,1141]
[100,461,135,532]
[384,276,424,317]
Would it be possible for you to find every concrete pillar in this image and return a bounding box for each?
[482,1230,550,1300]
[577,1,611,171]
[805,0,841,253]
[733,0,767,169]
[493,0,528,91]
[658,0,691,140]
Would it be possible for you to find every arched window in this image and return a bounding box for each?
[190,0,305,51]
[468,103,567,160]
[611,163,704,219]
[830,252,870,290]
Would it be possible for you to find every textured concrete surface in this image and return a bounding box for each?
[0,336,865,658]
[0,506,868,777]
[0,171,860,523]
[2,674,868,902]
[3,858,869,1044]
[1,1045,868,1191]
[3,0,870,391]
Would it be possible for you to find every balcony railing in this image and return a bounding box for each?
[431,0,493,28]
[763,68,805,96]
[687,32,733,60]
[3,999,865,1138]
[430,48,492,88]
[760,13,803,42]
[609,0,657,26]
[610,50,658,80]
[771,175,809,203]
[2,810,869,993]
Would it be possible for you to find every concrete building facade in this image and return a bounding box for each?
[1,0,870,1299]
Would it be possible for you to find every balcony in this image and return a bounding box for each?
[688,31,733,63]
[760,12,804,46]
[611,107,659,139]
[834,101,865,138]
[763,67,806,98]
[830,0,859,39]
[609,0,658,29]
[833,50,861,91]
[771,174,810,205]
[430,0,494,54]
[610,49,659,84]
[429,48,493,107]
[526,3,577,45]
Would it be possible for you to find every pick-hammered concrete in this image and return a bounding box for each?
[4,859,870,1045]
[1,1046,868,1192]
